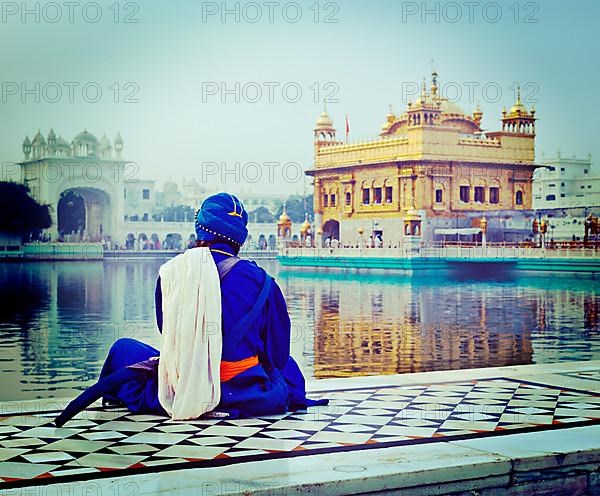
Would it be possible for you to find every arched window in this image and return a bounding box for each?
[385,184,393,203]
[489,187,500,204]
[515,190,523,205]
[362,183,370,204]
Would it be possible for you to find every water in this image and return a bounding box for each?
[0,259,599,401]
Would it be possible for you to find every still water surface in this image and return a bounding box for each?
[0,259,599,400]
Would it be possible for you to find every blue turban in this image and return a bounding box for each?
[195,193,248,246]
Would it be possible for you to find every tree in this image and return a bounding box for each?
[248,206,275,223]
[0,182,51,240]
[275,195,313,223]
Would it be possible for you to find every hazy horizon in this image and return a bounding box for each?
[2,0,599,194]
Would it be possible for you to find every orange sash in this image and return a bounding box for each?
[220,355,259,383]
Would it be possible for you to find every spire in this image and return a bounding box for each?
[301,211,311,234]
[314,101,336,140]
[114,131,124,158]
[277,201,292,229]
[473,101,483,125]
[431,69,438,97]
[381,104,396,134]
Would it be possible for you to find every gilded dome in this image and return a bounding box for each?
[510,101,527,115]
[300,213,311,233]
[508,86,530,116]
[278,203,292,225]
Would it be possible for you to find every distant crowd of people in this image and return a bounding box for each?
[323,233,386,249]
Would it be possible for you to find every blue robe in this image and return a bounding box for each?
[100,243,322,417]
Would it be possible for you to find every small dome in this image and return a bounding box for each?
[510,101,527,115]
[278,203,292,225]
[381,105,396,132]
[439,99,464,115]
[48,129,56,140]
[508,86,530,116]
[300,213,311,233]
[99,133,112,149]
[56,136,70,147]
[315,110,334,129]
[386,106,395,121]
[73,129,98,144]
[114,132,123,144]
[32,130,46,145]
[23,136,31,146]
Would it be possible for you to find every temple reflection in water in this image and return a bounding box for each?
[276,268,599,379]
[0,261,599,400]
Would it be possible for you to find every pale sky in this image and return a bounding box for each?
[1,0,599,194]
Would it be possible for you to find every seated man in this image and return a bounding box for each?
[55,193,325,426]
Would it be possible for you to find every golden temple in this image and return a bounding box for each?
[307,71,538,244]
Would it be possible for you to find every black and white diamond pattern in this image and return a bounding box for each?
[560,370,600,382]
[0,378,599,488]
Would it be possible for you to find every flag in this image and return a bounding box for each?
[345,114,349,143]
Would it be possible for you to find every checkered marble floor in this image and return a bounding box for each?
[1,377,600,489]
[559,369,600,381]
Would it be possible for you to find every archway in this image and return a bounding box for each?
[125,233,135,250]
[164,233,183,250]
[150,233,161,250]
[57,190,85,239]
[258,234,267,250]
[138,233,149,250]
[57,187,110,242]
[322,219,340,246]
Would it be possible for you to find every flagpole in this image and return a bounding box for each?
[345,114,349,144]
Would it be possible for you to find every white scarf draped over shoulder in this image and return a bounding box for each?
[157,247,222,420]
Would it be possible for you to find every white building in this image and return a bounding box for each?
[533,153,600,209]
[5,131,297,247]
[7,129,170,243]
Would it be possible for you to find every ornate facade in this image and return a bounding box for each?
[17,129,128,242]
[307,72,539,244]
